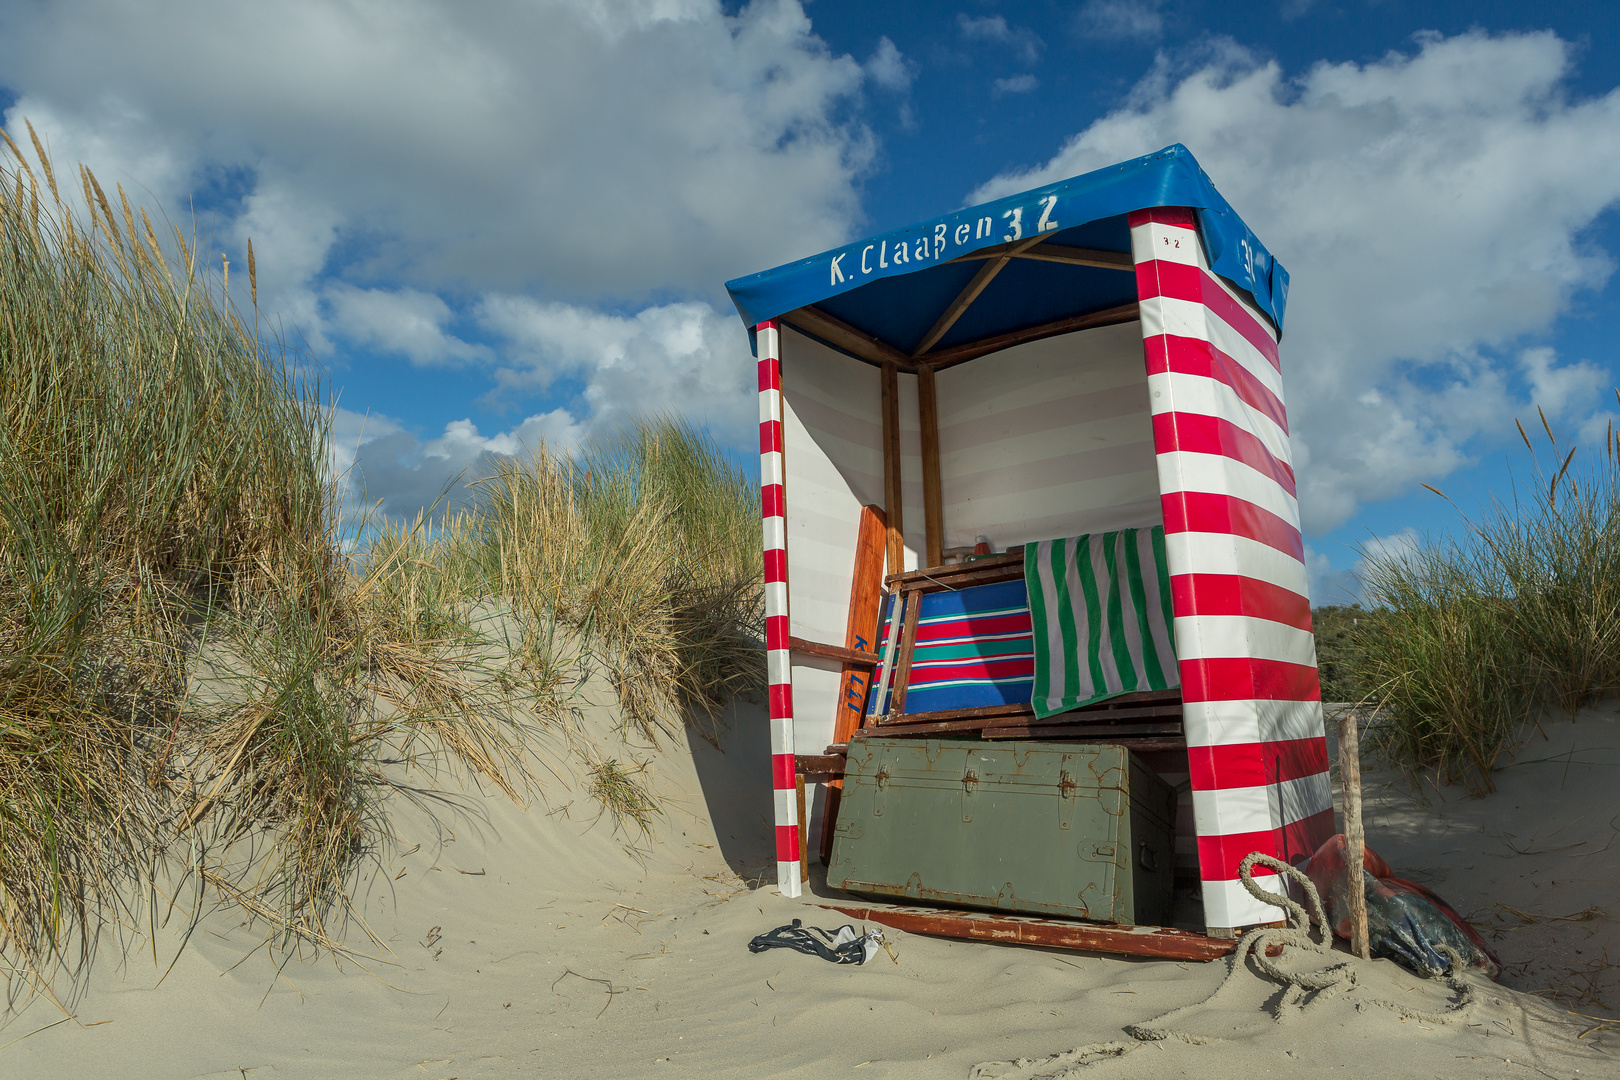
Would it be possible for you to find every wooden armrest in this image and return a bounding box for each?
[795,754,846,776]
[789,636,879,667]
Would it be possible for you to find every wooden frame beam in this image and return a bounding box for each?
[953,239,1133,271]
[1014,242,1134,270]
[816,902,1238,962]
[881,360,905,576]
[782,305,914,370]
[917,365,943,568]
[914,235,1046,358]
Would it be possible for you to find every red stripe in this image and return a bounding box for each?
[775,824,801,862]
[1197,828,1279,881]
[1169,573,1312,631]
[772,752,796,791]
[761,483,785,519]
[1161,491,1304,562]
[1138,260,1279,370]
[1187,737,1329,790]
[763,547,787,584]
[914,614,1034,640]
[756,319,779,333]
[1144,334,1289,436]
[1280,807,1336,868]
[759,419,782,454]
[1152,412,1295,496]
[1179,657,1321,703]
[1198,807,1336,881]
[1129,206,1196,229]
[765,614,790,650]
[768,682,793,718]
[757,357,780,392]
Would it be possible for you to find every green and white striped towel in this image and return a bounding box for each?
[1024,527,1179,720]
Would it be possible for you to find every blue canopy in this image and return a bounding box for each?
[725,144,1288,361]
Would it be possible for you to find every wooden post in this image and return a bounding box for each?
[917,365,943,569]
[1337,709,1370,959]
[881,361,905,576]
[796,773,809,885]
[886,594,924,718]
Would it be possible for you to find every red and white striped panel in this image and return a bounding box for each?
[758,321,801,896]
[1130,207,1334,929]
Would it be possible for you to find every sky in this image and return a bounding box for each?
[3,0,1619,602]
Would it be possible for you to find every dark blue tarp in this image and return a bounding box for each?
[724,144,1288,356]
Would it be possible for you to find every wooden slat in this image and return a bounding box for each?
[881,360,905,577]
[782,305,914,369]
[885,552,1023,590]
[823,505,889,865]
[917,366,943,569]
[982,719,1182,738]
[988,705,1182,725]
[816,902,1235,962]
[796,754,846,776]
[1083,688,1182,707]
[790,635,878,668]
[982,733,1187,751]
[863,703,1034,735]
[796,773,808,884]
[923,303,1140,370]
[885,595,923,717]
[1012,242,1134,270]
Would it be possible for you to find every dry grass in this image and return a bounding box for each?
[369,419,765,746]
[0,136,531,1002]
[1355,408,1620,793]
[0,129,762,1009]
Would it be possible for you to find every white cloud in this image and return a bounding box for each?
[325,284,489,367]
[957,15,1042,65]
[993,74,1039,97]
[337,408,587,521]
[477,298,753,437]
[865,36,914,92]
[0,0,867,521]
[973,30,1620,533]
[1076,0,1164,42]
[0,0,873,313]
[1518,346,1608,423]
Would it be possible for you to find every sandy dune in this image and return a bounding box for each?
[5,692,1617,1079]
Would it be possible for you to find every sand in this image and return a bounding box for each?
[4,684,1617,1079]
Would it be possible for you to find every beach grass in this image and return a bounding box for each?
[0,134,764,1000]
[0,139,533,997]
[1350,409,1620,793]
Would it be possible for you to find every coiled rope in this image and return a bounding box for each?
[1124,852,1476,1045]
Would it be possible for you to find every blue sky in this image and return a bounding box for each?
[3,0,1619,601]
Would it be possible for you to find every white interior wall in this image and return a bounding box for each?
[933,321,1161,552]
[778,328,886,760]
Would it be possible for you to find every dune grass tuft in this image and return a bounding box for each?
[0,138,532,998]
[1353,408,1620,793]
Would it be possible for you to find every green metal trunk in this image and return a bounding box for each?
[828,738,1176,926]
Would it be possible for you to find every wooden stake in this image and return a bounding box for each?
[1337,709,1370,959]
[881,361,905,575]
[917,366,943,568]
[796,773,809,885]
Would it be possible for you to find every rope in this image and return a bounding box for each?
[1124,852,1475,1044]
